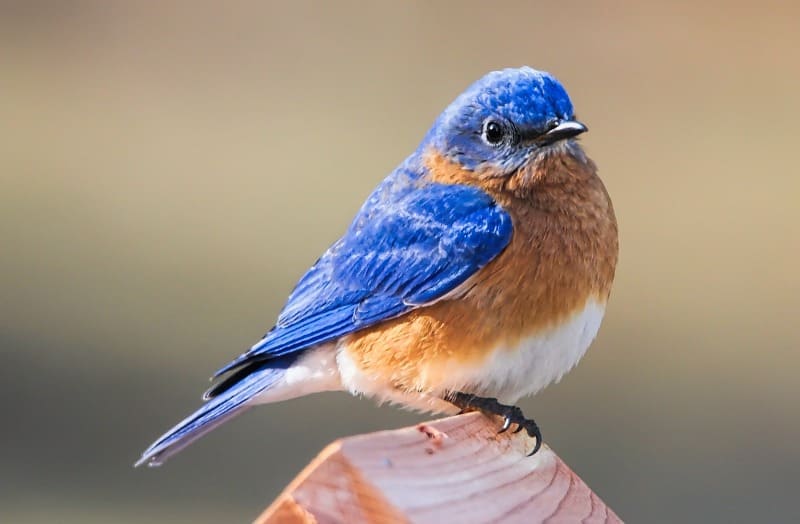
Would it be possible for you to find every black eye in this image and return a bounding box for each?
[546,118,561,132]
[482,120,506,145]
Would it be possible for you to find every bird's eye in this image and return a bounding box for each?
[482,120,507,146]
[546,119,561,132]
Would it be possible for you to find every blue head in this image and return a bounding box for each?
[423,67,586,174]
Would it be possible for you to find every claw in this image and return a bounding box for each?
[498,417,512,433]
[524,422,543,456]
[527,435,543,456]
[447,392,543,458]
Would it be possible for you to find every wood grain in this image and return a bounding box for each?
[255,412,621,524]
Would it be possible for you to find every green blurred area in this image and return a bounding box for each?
[2,1,799,522]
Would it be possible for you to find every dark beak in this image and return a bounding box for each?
[540,120,588,144]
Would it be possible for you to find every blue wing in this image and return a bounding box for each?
[211,169,513,380]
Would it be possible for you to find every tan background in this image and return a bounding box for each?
[2,1,798,522]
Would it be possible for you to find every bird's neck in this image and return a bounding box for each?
[423,142,603,208]
[505,141,596,200]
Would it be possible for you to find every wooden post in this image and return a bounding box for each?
[255,412,621,523]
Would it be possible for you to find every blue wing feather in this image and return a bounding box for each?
[135,355,297,467]
[213,165,512,379]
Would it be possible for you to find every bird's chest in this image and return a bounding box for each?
[339,182,617,400]
[457,206,606,337]
[419,204,614,399]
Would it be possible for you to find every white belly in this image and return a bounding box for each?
[454,299,606,403]
[336,299,607,412]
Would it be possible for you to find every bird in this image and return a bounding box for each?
[136,66,618,467]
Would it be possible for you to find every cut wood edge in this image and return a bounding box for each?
[256,412,622,523]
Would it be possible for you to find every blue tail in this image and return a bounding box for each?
[135,356,297,467]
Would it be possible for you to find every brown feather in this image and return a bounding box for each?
[342,142,618,394]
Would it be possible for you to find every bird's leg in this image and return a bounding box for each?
[449,392,542,456]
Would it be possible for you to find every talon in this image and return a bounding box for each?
[525,422,543,455]
[447,392,544,457]
[528,435,542,456]
[498,417,512,433]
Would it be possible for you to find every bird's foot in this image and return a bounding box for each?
[449,392,542,456]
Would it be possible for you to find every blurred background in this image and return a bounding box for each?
[2,1,798,522]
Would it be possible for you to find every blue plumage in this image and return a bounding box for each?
[213,165,512,377]
[137,162,511,467]
[135,355,297,467]
[210,67,571,378]
[136,66,583,468]
[425,67,575,172]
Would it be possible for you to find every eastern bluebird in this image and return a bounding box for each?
[136,66,618,467]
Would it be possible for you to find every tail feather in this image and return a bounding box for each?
[202,359,267,401]
[135,355,297,467]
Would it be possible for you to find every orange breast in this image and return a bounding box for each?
[342,145,618,393]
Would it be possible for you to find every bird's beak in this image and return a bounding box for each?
[541,120,588,143]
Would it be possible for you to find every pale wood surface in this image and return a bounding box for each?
[255,412,621,524]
